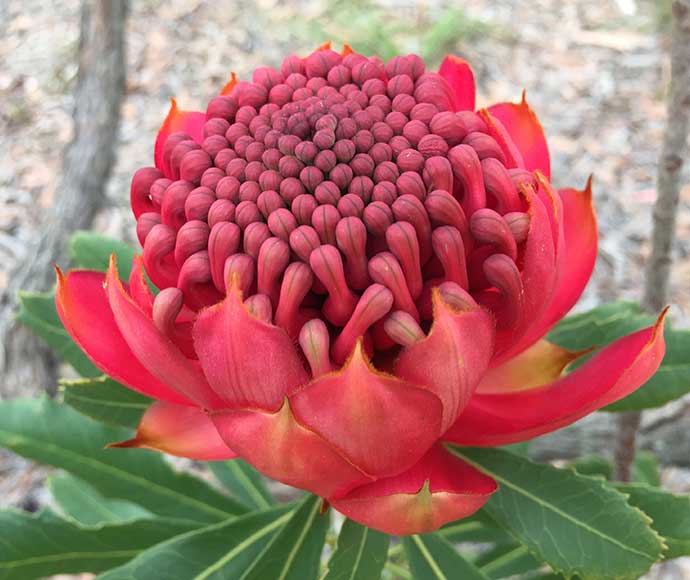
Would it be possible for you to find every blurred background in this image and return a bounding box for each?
[0,0,688,576]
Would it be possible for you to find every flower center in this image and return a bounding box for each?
[131,50,533,362]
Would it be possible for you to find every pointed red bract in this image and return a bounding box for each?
[438,55,476,111]
[291,342,443,477]
[478,110,524,169]
[211,399,373,498]
[55,268,190,406]
[395,291,494,431]
[487,94,551,178]
[128,256,155,314]
[105,256,223,409]
[219,72,238,96]
[193,282,309,411]
[330,444,496,535]
[110,401,236,461]
[543,179,597,327]
[153,98,205,177]
[445,313,667,446]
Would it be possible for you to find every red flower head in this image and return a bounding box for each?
[56,44,666,535]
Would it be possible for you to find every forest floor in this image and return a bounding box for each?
[1,0,689,577]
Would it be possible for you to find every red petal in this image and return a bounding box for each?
[128,256,154,315]
[543,178,597,327]
[193,281,309,411]
[395,291,494,431]
[478,110,524,169]
[154,98,205,176]
[330,444,497,535]
[445,312,667,446]
[487,93,551,178]
[105,256,223,409]
[290,342,443,478]
[477,339,590,394]
[438,55,476,111]
[211,399,373,498]
[55,268,190,406]
[109,401,236,461]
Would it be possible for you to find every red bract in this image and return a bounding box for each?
[56,44,666,535]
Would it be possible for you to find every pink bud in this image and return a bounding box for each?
[299,319,333,376]
[216,176,241,202]
[174,220,210,267]
[268,208,298,241]
[311,204,341,245]
[336,216,370,290]
[244,293,273,323]
[448,144,486,216]
[184,187,215,222]
[482,253,524,329]
[504,211,530,244]
[331,284,393,364]
[208,221,241,292]
[396,171,426,200]
[391,194,432,263]
[136,212,161,245]
[429,112,467,146]
[275,262,314,339]
[432,226,469,289]
[223,253,255,296]
[152,288,184,337]
[363,201,394,236]
[289,225,321,262]
[372,181,398,205]
[310,244,358,326]
[386,221,423,300]
[384,310,425,346]
[418,134,449,159]
[337,193,365,218]
[396,148,425,173]
[470,208,518,261]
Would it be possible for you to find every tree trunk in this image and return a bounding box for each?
[0,0,128,398]
[613,0,690,481]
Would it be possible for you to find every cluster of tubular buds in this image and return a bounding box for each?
[130,48,534,367]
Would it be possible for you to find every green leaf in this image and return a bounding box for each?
[439,512,512,544]
[403,532,489,580]
[474,543,541,579]
[0,509,198,580]
[616,483,690,559]
[449,446,664,579]
[632,451,662,487]
[241,494,329,580]
[61,375,151,429]
[0,397,246,523]
[16,291,99,377]
[548,301,653,352]
[49,473,152,525]
[569,454,613,480]
[208,459,275,511]
[323,519,389,580]
[605,328,690,411]
[69,230,137,277]
[98,505,294,580]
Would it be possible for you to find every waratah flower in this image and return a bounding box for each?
[55,43,666,535]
